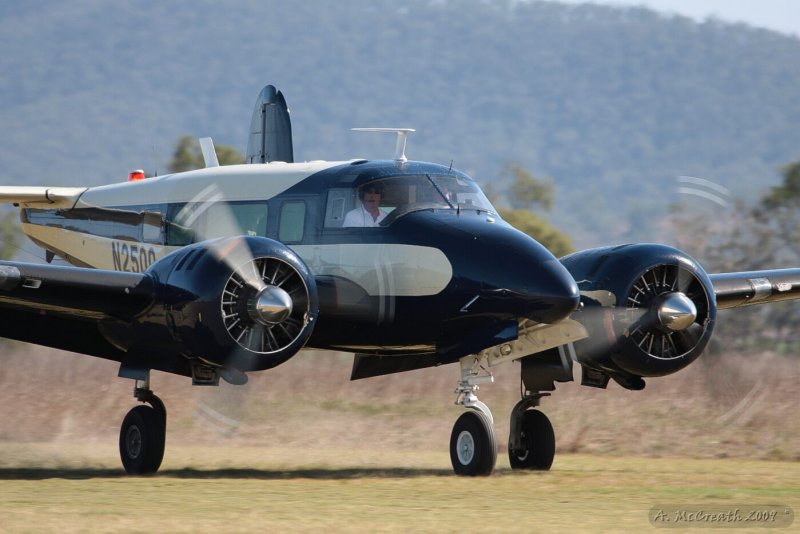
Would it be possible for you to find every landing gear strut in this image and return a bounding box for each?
[507,394,555,470]
[450,356,497,476]
[448,353,559,475]
[119,374,167,475]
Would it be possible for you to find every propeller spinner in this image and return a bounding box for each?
[221,255,310,354]
[624,263,708,360]
[248,285,293,325]
[655,292,697,331]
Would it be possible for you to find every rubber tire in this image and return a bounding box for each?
[119,405,166,475]
[508,409,555,470]
[450,411,497,476]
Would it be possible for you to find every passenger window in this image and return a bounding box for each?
[279,201,306,242]
[166,203,194,245]
[165,201,268,245]
[230,202,268,237]
[202,203,257,239]
[141,210,164,244]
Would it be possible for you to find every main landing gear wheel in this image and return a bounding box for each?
[508,409,555,470]
[119,404,166,475]
[450,411,497,476]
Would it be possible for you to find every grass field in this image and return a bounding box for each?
[0,445,797,533]
[1,346,798,531]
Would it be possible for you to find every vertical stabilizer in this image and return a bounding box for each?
[246,85,294,163]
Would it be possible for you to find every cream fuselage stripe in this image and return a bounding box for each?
[23,224,453,296]
[22,223,170,272]
[292,244,452,297]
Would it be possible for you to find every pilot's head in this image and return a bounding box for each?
[359,184,383,205]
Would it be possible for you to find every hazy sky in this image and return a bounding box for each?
[555,0,800,37]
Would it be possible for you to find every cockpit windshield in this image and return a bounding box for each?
[428,175,495,213]
[327,174,495,228]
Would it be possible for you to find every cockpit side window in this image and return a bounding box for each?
[324,188,353,228]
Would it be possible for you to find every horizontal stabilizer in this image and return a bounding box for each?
[246,84,294,164]
[0,186,87,208]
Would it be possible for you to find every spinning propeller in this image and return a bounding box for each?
[173,184,315,363]
[563,242,716,381]
[621,263,706,360]
[168,184,318,434]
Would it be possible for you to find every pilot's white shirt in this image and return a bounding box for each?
[343,206,387,227]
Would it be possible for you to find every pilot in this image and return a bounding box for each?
[343,185,387,227]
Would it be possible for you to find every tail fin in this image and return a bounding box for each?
[245,85,294,163]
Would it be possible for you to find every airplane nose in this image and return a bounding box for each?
[522,257,581,323]
[476,235,580,324]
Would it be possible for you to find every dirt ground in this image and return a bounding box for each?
[1,340,798,463]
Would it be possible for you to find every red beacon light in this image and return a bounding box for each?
[128,169,146,182]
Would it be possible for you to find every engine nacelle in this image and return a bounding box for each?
[141,236,319,373]
[561,244,716,381]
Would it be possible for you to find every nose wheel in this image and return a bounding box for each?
[450,411,497,476]
[450,355,497,476]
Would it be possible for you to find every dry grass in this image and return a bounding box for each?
[1,343,798,462]
[0,448,796,533]
[1,344,798,532]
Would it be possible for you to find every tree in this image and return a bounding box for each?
[671,160,800,353]
[761,162,800,209]
[746,161,800,350]
[505,164,553,211]
[500,209,573,257]
[493,164,573,257]
[168,136,244,173]
[747,161,800,269]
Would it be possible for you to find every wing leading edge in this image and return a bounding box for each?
[710,268,800,309]
[0,186,87,208]
[0,261,158,370]
[0,261,152,318]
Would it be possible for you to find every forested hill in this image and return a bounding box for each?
[1,0,799,246]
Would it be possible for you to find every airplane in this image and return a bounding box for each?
[1,84,799,476]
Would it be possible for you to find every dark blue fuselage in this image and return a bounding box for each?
[279,160,580,364]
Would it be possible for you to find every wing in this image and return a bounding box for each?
[0,186,87,208]
[709,268,800,309]
[0,260,158,370]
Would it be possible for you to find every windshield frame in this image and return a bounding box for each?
[357,173,496,226]
[426,174,496,215]
[324,170,498,229]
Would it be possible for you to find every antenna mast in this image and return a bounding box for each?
[352,128,416,162]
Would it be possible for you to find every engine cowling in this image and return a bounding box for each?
[143,236,319,373]
[561,244,716,380]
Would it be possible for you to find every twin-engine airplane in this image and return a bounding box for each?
[1,85,799,476]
